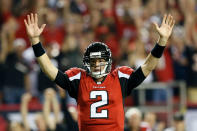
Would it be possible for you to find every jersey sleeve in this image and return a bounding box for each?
[117,66,146,98]
[116,66,133,98]
[55,68,81,99]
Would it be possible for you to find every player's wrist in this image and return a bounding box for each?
[30,37,40,45]
[151,43,165,58]
[157,37,168,46]
[32,42,45,57]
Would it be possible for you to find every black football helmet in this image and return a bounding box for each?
[83,42,112,78]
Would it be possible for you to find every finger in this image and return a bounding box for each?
[35,13,38,24]
[31,13,34,24]
[168,15,173,26]
[171,19,175,28]
[27,15,31,25]
[24,20,28,28]
[40,24,46,33]
[166,14,171,25]
[153,22,159,31]
[162,14,167,25]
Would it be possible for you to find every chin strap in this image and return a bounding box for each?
[90,72,108,79]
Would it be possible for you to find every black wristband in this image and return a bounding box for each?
[151,43,165,58]
[32,42,45,57]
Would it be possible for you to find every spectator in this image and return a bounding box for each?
[170,27,187,81]
[43,88,62,130]
[164,112,185,131]
[1,19,31,104]
[143,112,165,131]
[184,18,197,103]
[42,8,65,47]
[21,88,66,131]
[21,93,46,131]
[125,108,150,131]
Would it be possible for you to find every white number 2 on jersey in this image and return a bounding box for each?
[90,91,108,118]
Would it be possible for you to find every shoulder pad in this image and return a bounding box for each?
[65,67,85,81]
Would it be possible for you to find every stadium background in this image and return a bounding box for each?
[0,0,197,130]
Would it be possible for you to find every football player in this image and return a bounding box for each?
[24,13,175,131]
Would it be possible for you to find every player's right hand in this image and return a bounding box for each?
[24,13,46,45]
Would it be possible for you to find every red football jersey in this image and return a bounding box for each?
[65,66,134,131]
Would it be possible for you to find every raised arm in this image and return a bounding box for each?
[126,14,175,91]
[141,14,175,76]
[51,90,61,124]
[43,88,57,130]
[24,13,58,80]
[20,93,32,131]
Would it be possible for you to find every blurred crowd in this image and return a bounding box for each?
[0,0,197,130]
[6,88,78,131]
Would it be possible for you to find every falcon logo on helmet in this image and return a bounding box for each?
[83,42,112,79]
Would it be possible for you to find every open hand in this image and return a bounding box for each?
[24,13,46,44]
[153,14,175,41]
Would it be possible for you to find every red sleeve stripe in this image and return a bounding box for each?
[118,70,130,79]
[69,72,81,81]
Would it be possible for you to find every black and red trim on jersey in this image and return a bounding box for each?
[55,70,79,99]
[54,66,145,100]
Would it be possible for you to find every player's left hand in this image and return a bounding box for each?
[153,14,175,41]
